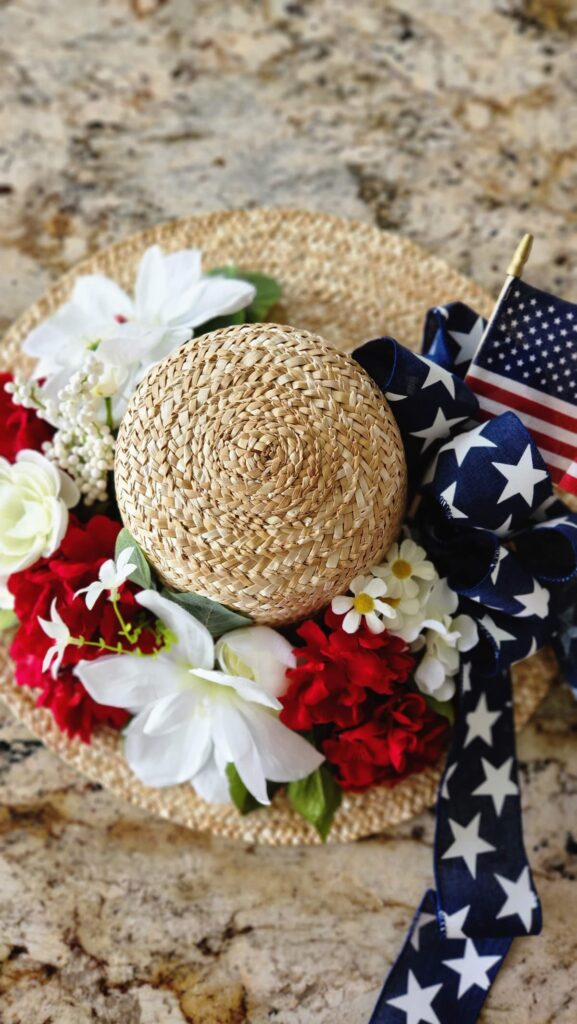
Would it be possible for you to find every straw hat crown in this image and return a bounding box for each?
[115,323,407,625]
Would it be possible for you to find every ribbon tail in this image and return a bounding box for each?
[368,890,512,1023]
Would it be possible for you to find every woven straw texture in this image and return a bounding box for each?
[115,323,407,625]
[0,208,560,844]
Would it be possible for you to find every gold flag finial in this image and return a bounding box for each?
[507,233,533,279]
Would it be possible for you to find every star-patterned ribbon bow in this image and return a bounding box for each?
[353,304,577,1024]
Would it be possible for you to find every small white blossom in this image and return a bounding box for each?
[331,575,396,634]
[38,599,72,678]
[413,579,478,701]
[76,546,138,609]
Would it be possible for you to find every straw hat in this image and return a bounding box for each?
[0,209,556,844]
[115,323,407,625]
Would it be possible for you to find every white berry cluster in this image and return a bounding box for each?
[6,359,116,505]
[4,373,43,411]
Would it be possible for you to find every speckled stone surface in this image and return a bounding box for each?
[1,1,577,1021]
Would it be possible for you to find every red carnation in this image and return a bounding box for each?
[8,514,159,743]
[280,612,415,731]
[280,611,449,793]
[322,693,449,792]
[0,372,54,460]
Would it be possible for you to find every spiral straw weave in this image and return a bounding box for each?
[0,209,562,844]
[115,324,407,624]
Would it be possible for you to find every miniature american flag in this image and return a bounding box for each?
[465,277,577,496]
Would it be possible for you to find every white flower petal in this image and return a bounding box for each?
[342,609,361,633]
[212,702,269,804]
[57,469,80,509]
[331,595,354,615]
[83,580,105,610]
[135,590,214,669]
[191,755,232,804]
[365,612,386,634]
[75,652,180,710]
[140,691,202,736]
[170,276,256,329]
[125,713,212,788]
[373,599,397,619]
[453,614,479,653]
[162,249,202,295]
[192,668,281,710]
[433,677,457,702]
[134,245,167,320]
[415,654,447,694]
[365,577,388,598]
[241,706,324,783]
[71,273,133,320]
[349,575,370,596]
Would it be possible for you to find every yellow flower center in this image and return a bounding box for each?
[384,596,400,608]
[353,593,374,614]
[392,558,412,580]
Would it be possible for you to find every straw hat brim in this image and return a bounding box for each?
[0,208,557,844]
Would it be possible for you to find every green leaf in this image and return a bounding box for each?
[161,588,252,639]
[0,609,18,632]
[225,765,281,815]
[425,694,455,726]
[287,764,342,842]
[236,271,282,321]
[207,265,282,322]
[114,528,152,590]
[225,764,264,815]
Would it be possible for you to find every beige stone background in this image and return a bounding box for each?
[1,0,577,1021]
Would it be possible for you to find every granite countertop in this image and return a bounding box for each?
[1,1,577,1021]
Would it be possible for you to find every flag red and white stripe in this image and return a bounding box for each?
[466,363,577,495]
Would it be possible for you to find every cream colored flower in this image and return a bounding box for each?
[331,575,396,635]
[0,450,79,575]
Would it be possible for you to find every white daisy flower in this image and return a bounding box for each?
[331,575,396,635]
[373,537,436,601]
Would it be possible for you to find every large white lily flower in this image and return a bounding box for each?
[38,599,72,678]
[413,579,478,701]
[0,450,79,575]
[75,546,138,609]
[23,245,256,421]
[75,591,323,805]
[331,574,396,634]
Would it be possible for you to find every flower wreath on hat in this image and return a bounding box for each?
[2,241,576,847]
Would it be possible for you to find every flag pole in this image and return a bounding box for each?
[467,233,534,364]
[506,233,533,279]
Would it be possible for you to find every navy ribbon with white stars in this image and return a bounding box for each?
[353,304,577,1024]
